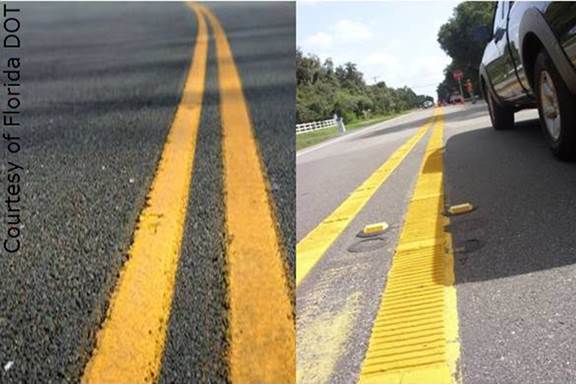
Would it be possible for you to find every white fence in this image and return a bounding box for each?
[296,118,338,135]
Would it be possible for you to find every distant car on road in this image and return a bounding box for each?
[423,100,434,108]
[480,2,576,159]
[449,93,464,104]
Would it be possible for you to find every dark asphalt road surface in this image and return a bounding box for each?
[444,104,576,383]
[0,2,294,383]
[209,2,296,280]
[162,3,295,382]
[297,102,576,383]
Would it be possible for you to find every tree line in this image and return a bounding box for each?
[297,49,433,124]
[436,2,494,102]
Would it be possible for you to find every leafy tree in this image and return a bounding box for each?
[296,48,429,123]
[436,2,494,101]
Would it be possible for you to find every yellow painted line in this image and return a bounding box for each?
[359,109,461,384]
[82,7,208,383]
[296,110,439,286]
[196,5,295,383]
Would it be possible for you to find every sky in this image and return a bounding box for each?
[297,1,460,98]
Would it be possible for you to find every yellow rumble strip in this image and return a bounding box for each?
[359,109,461,384]
[197,4,296,383]
[296,110,440,287]
[83,5,208,383]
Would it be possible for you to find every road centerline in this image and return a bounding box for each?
[296,111,438,287]
[359,109,461,384]
[196,4,296,383]
[82,6,208,383]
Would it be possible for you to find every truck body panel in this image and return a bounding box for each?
[482,1,576,110]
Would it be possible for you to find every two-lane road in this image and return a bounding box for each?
[297,102,576,383]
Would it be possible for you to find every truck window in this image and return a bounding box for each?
[501,2,509,21]
[492,2,502,35]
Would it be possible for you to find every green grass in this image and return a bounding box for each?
[296,110,412,151]
[296,126,340,150]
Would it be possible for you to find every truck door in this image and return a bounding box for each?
[485,1,523,101]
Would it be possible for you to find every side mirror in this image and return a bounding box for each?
[473,25,492,43]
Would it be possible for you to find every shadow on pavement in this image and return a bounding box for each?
[355,103,489,141]
[444,116,576,285]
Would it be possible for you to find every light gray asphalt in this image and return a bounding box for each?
[209,2,296,282]
[297,102,576,384]
[0,2,294,383]
[296,108,434,240]
[296,109,435,384]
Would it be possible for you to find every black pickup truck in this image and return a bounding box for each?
[480,2,576,159]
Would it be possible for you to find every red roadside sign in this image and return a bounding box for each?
[453,69,464,81]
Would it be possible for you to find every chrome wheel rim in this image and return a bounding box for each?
[540,70,561,141]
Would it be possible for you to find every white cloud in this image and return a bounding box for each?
[333,19,373,42]
[298,9,454,97]
[360,52,402,84]
[304,32,334,49]
[410,55,452,84]
[353,51,451,97]
[301,19,372,53]
[364,52,399,66]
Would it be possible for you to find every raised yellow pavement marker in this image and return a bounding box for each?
[359,109,461,384]
[296,110,439,287]
[83,6,208,383]
[448,203,474,216]
[198,5,295,383]
[362,222,389,236]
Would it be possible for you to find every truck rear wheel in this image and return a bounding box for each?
[485,84,514,130]
[534,49,576,160]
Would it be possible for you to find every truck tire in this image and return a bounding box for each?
[485,83,514,130]
[534,49,576,160]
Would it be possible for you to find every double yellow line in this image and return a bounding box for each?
[359,111,460,384]
[296,110,460,383]
[360,109,460,384]
[296,110,439,287]
[83,4,294,383]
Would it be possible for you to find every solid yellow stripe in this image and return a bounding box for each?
[82,7,208,383]
[296,111,438,287]
[359,109,461,384]
[196,5,295,383]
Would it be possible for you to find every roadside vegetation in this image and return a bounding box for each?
[296,49,432,124]
[296,49,432,149]
[296,110,410,150]
[436,2,494,101]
